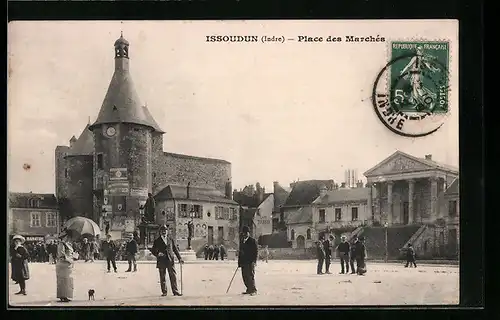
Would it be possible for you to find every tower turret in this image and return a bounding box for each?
[89,33,164,237]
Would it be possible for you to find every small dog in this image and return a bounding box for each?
[88,289,95,300]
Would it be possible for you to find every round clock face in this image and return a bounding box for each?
[106,126,116,137]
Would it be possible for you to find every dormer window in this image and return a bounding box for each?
[29,198,40,208]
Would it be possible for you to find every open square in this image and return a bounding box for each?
[9,260,459,306]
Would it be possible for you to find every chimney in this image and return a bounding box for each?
[186,182,191,199]
[425,154,432,160]
[328,179,335,191]
[69,136,77,147]
[225,180,232,200]
[319,186,328,198]
[356,180,364,188]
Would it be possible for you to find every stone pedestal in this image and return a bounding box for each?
[137,248,156,261]
[227,249,237,260]
[180,249,197,261]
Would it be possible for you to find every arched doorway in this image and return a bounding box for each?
[296,235,305,249]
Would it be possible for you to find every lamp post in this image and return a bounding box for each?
[187,211,195,250]
[384,222,389,263]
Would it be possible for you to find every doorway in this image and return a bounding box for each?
[296,235,305,249]
[218,226,224,244]
[207,226,214,245]
[402,202,409,224]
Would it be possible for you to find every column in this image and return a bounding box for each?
[387,181,393,225]
[408,179,415,224]
[367,183,373,221]
[430,177,438,222]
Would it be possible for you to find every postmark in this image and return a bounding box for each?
[372,41,450,137]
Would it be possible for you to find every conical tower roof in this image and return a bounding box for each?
[67,124,94,156]
[89,34,164,133]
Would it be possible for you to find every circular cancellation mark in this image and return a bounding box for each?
[372,50,450,138]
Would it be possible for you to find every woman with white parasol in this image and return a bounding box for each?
[56,216,101,302]
[11,235,30,295]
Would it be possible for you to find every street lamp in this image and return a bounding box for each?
[384,222,389,263]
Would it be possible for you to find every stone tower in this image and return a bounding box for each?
[88,33,164,236]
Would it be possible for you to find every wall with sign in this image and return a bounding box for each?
[65,155,94,219]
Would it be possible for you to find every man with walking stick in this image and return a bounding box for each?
[150,225,184,297]
[237,226,258,296]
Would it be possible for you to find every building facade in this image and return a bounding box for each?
[54,34,232,241]
[8,193,61,243]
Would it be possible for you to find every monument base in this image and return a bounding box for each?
[137,248,156,261]
[180,249,197,261]
[227,249,237,260]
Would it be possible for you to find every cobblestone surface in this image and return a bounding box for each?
[9,260,459,306]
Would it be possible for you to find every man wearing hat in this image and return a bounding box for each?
[101,234,118,273]
[238,225,258,295]
[151,225,184,297]
[337,235,351,274]
[349,236,358,274]
[354,236,367,275]
[316,235,326,275]
[11,235,30,295]
[323,234,334,274]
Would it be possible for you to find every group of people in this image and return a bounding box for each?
[78,238,100,262]
[203,243,227,260]
[316,235,368,275]
[22,241,57,263]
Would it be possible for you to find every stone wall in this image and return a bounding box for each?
[66,155,94,218]
[152,152,231,195]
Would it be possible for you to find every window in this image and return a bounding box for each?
[97,154,103,170]
[192,205,203,218]
[64,168,69,178]
[46,212,57,227]
[319,209,326,223]
[229,207,237,220]
[30,212,41,227]
[335,208,342,221]
[351,207,359,221]
[290,229,295,241]
[178,204,188,218]
[215,206,229,220]
[306,229,311,240]
[448,200,457,217]
[29,199,40,208]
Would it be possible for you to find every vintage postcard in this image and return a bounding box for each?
[7,20,459,307]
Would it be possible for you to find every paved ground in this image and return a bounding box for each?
[8,260,459,306]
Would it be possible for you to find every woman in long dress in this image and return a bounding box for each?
[56,229,75,302]
[11,235,30,295]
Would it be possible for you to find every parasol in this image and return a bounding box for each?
[64,216,101,238]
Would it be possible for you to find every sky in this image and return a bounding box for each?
[7,20,459,194]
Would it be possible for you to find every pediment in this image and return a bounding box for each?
[364,152,434,177]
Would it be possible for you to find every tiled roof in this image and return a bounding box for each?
[273,182,290,211]
[154,184,237,205]
[9,192,58,209]
[285,207,312,225]
[445,177,459,195]
[314,188,370,205]
[89,47,164,133]
[234,192,272,208]
[164,152,230,164]
[283,180,332,207]
[66,124,94,156]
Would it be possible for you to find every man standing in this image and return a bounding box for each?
[208,245,214,260]
[214,244,220,260]
[101,234,118,273]
[219,243,226,261]
[355,236,367,275]
[203,244,209,260]
[405,243,417,268]
[81,238,91,262]
[323,235,334,274]
[349,237,358,274]
[316,236,326,275]
[337,235,351,274]
[238,226,258,295]
[150,225,184,297]
[125,236,138,272]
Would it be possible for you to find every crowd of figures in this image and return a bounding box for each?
[202,244,227,260]
[316,235,368,275]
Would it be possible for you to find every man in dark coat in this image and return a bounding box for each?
[238,226,258,295]
[214,244,220,260]
[337,235,351,274]
[125,236,139,272]
[150,225,184,297]
[208,245,214,260]
[101,234,118,273]
[219,244,226,261]
[405,243,417,268]
[349,237,357,274]
[11,235,30,295]
[203,244,209,260]
[323,235,334,274]
[316,236,326,274]
[354,236,367,275]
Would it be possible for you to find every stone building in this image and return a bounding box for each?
[8,192,61,243]
[271,181,290,232]
[283,180,336,249]
[154,184,239,252]
[54,34,232,244]
[233,182,274,241]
